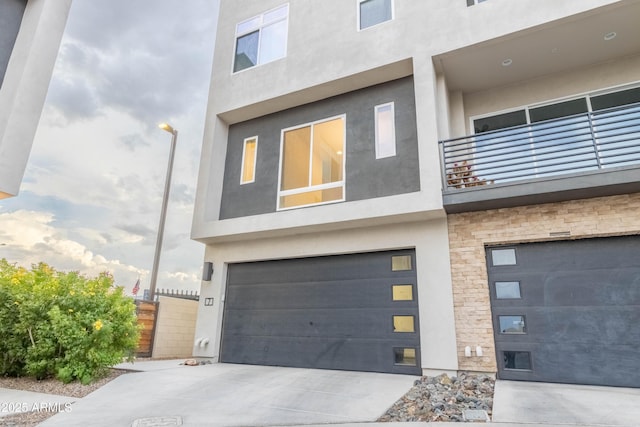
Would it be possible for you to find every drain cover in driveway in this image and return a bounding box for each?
[463,409,489,422]
[131,416,182,426]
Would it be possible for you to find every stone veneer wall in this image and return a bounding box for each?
[447,193,640,372]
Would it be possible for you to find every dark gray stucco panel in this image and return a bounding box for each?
[220,76,420,219]
[0,0,27,87]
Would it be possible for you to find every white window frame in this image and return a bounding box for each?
[240,136,258,185]
[374,102,396,159]
[277,114,347,211]
[357,0,394,31]
[233,3,289,73]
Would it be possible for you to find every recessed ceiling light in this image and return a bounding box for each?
[502,58,513,67]
[604,31,617,41]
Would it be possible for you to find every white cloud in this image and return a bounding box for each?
[0,210,145,288]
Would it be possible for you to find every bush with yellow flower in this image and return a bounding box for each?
[0,259,141,384]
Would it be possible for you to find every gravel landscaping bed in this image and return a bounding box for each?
[0,369,127,427]
[378,372,495,422]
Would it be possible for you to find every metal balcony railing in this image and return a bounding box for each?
[439,102,640,191]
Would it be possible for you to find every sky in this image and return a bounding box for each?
[0,0,220,296]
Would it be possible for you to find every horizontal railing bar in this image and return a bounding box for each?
[473,154,597,178]
[444,126,595,156]
[451,138,596,169]
[600,147,640,160]
[445,163,598,188]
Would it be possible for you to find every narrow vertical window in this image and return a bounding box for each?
[358,0,393,30]
[375,102,396,159]
[241,137,258,184]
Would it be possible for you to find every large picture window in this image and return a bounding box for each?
[278,116,345,209]
[234,4,288,73]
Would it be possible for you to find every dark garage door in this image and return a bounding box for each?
[487,236,640,388]
[220,250,421,375]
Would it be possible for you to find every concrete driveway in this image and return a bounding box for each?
[39,361,419,427]
[29,359,640,427]
[493,380,640,426]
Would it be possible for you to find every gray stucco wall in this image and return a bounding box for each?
[219,76,420,219]
[0,0,27,87]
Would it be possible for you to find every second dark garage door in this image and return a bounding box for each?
[487,236,640,388]
[220,250,421,375]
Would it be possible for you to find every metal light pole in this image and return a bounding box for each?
[148,122,178,301]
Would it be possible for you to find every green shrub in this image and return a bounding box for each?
[0,259,140,384]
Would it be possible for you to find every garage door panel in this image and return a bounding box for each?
[497,342,639,388]
[509,239,640,271]
[542,270,640,306]
[225,278,417,310]
[221,307,420,339]
[226,252,416,285]
[488,236,640,387]
[495,307,640,344]
[532,343,639,388]
[542,308,640,344]
[220,335,420,374]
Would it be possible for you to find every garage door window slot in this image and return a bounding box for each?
[503,351,532,371]
[491,248,517,266]
[499,315,526,334]
[392,284,414,301]
[391,255,412,271]
[393,348,417,366]
[393,315,415,332]
[495,281,521,299]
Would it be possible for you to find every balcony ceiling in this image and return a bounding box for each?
[434,1,640,93]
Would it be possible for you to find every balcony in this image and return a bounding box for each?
[439,102,640,213]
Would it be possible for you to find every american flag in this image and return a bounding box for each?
[132,279,140,296]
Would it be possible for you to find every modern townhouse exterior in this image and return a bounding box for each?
[0,0,72,198]
[192,0,640,387]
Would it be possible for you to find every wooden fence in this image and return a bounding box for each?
[135,300,158,357]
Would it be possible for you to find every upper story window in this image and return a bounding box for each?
[473,86,640,134]
[467,0,488,6]
[240,137,258,184]
[278,115,346,210]
[358,0,393,30]
[233,4,289,73]
[375,102,396,159]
